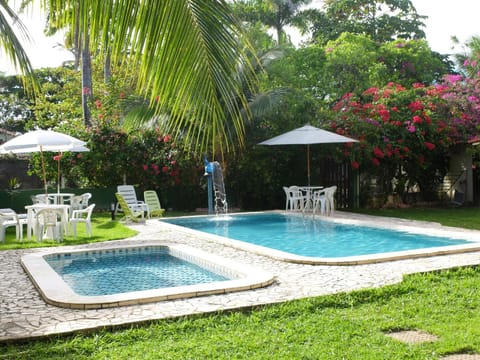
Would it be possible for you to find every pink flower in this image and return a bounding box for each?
[408,101,424,113]
[53,154,62,161]
[371,158,380,166]
[412,115,422,124]
[424,142,435,151]
[143,164,148,171]
[406,125,416,133]
[351,161,359,169]
[373,146,384,158]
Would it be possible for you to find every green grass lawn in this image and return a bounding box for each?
[1,207,479,359]
[0,212,137,250]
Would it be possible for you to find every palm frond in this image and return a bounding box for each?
[0,0,38,94]
[46,0,258,155]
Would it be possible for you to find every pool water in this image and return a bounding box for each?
[163,213,470,258]
[45,247,229,296]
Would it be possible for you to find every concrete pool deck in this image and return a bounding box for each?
[2,211,480,342]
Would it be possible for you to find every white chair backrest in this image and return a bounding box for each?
[81,193,92,206]
[34,194,51,204]
[36,208,64,225]
[117,185,139,205]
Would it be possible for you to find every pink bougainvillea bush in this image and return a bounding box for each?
[330,76,480,199]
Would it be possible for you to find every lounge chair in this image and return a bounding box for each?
[115,193,145,222]
[115,185,149,216]
[143,190,165,218]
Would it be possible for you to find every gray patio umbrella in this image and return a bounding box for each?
[259,124,358,185]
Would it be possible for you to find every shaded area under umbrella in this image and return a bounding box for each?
[258,124,358,185]
[0,129,89,196]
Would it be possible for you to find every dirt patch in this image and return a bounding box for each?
[385,330,439,344]
[441,355,480,360]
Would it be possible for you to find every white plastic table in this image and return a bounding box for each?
[25,204,70,240]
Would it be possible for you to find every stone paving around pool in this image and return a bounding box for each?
[2,212,480,342]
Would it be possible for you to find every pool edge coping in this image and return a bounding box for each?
[158,210,480,265]
[20,242,275,309]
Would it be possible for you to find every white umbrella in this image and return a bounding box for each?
[259,124,358,185]
[0,129,89,195]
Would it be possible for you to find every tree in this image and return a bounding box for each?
[0,73,33,132]
[232,0,312,47]
[267,34,452,106]
[306,0,426,45]
[44,0,258,157]
[453,35,480,78]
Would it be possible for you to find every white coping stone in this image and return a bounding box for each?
[158,210,480,265]
[21,243,274,309]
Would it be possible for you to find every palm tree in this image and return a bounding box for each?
[0,0,36,93]
[232,0,312,46]
[44,0,258,156]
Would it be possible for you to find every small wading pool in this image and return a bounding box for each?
[160,212,480,265]
[21,243,274,309]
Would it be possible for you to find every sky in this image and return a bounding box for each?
[1,0,480,74]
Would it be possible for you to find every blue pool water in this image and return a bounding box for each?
[163,213,470,258]
[45,247,229,296]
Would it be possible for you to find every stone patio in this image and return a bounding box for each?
[1,212,480,342]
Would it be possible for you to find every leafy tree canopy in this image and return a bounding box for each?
[304,0,426,45]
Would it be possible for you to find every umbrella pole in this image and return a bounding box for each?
[40,146,48,196]
[57,152,61,194]
[307,144,311,186]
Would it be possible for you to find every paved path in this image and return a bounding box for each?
[2,213,480,342]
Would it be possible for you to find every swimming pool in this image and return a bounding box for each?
[21,243,274,309]
[44,246,230,296]
[161,212,480,265]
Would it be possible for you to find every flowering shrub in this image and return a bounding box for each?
[331,80,477,199]
[52,126,199,194]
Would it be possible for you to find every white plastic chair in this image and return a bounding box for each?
[286,186,306,211]
[35,208,65,242]
[70,192,92,211]
[32,194,52,204]
[283,187,291,211]
[313,186,337,216]
[0,208,28,243]
[115,185,149,216]
[69,204,95,239]
[326,186,337,215]
[312,189,327,215]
